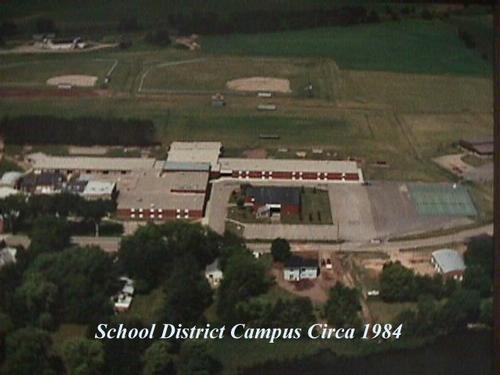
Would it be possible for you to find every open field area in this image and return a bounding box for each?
[338,70,493,112]
[0,58,114,87]
[203,20,492,76]
[141,57,329,97]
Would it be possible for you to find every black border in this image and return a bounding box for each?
[494,2,499,375]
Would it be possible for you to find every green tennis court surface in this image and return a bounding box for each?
[408,183,477,216]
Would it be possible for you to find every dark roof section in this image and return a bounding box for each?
[285,256,318,269]
[20,172,65,191]
[246,186,301,206]
[459,137,493,155]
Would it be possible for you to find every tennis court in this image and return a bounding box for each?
[408,183,477,216]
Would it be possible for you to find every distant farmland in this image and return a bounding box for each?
[202,20,492,76]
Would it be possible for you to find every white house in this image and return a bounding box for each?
[113,276,135,313]
[0,247,17,269]
[283,256,319,281]
[205,259,223,288]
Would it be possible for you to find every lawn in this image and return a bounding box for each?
[202,20,492,76]
[0,97,469,182]
[0,58,115,87]
[118,287,165,325]
[367,300,417,324]
[142,56,331,98]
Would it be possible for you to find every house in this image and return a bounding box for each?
[431,249,466,281]
[0,171,23,188]
[245,186,301,217]
[205,259,223,288]
[113,276,135,313]
[283,256,319,281]
[0,246,17,269]
[0,187,20,199]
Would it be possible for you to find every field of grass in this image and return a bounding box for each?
[339,70,493,113]
[202,20,492,76]
[118,287,165,325]
[367,300,417,323]
[0,58,114,87]
[142,56,332,98]
[0,96,471,182]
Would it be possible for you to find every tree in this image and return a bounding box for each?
[324,283,361,328]
[163,257,213,325]
[464,235,493,275]
[479,299,492,326]
[118,16,140,32]
[379,262,415,302]
[217,252,270,323]
[78,199,114,237]
[270,238,291,262]
[29,216,71,254]
[236,297,315,329]
[160,221,220,268]
[25,246,114,323]
[463,265,492,297]
[62,338,105,375]
[178,342,221,375]
[119,224,169,290]
[3,327,55,375]
[142,341,175,375]
[15,273,58,324]
[0,194,27,233]
[435,289,481,332]
[144,29,171,46]
[102,318,149,375]
[35,17,56,33]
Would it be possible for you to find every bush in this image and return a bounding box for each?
[144,29,171,47]
[270,238,291,262]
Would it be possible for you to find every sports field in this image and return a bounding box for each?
[141,57,329,97]
[0,58,115,87]
[409,183,477,217]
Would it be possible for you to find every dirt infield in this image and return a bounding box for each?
[226,77,291,93]
[47,75,98,87]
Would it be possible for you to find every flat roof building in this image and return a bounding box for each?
[27,153,156,174]
[219,158,362,182]
[167,142,222,172]
[82,180,117,200]
[117,170,209,221]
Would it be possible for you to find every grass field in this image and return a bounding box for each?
[0,58,115,87]
[202,20,492,76]
[338,70,492,113]
[142,56,333,98]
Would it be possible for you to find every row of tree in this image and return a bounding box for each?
[0,193,116,236]
[0,116,157,146]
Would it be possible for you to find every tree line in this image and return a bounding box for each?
[0,116,157,146]
[0,193,116,237]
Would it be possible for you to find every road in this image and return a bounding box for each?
[4,235,121,253]
[246,223,493,253]
[3,223,491,255]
